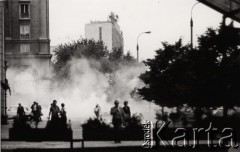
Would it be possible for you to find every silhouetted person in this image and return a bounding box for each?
[123,101,131,127]
[37,104,42,121]
[67,119,72,129]
[31,101,37,123]
[110,100,124,143]
[49,100,60,127]
[1,79,11,95]
[60,103,67,128]
[94,104,101,120]
[17,103,25,122]
[33,102,41,128]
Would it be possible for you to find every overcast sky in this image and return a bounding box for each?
[49,0,240,60]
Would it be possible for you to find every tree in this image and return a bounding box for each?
[53,39,108,82]
[139,39,191,112]
[139,23,240,117]
[52,38,136,85]
[188,23,240,116]
[108,48,136,70]
[123,51,136,64]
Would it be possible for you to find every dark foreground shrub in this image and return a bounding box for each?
[81,118,111,130]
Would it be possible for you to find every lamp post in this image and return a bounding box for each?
[190,2,200,50]
[137,31,151,62]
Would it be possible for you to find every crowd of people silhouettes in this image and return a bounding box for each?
[17,100,67,129]
[110,100,131,143]
[48,100,67,128]
[17,99,131,143]
[94,100,131,143]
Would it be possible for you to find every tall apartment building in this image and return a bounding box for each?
[3,0,51,106]
[0,0,5,115]
[85,13,124,52]
[4,0,51,76]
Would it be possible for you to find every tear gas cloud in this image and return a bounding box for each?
[7,58,159,122]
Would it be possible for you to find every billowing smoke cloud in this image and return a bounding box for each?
[7,58,159,123]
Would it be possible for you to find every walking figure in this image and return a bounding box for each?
[30,101,40,128]
[123,101,131,127]
[48,100,60,127]
[110,100,124,143]
[35,102,41,128]
[60,103,67,128]
[17,103,25,122]
[37,103,43,121]
[94,104,101,120]
[31,101,37,120]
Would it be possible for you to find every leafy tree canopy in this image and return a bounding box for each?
[52,38,136,82]
[139,23,240,111]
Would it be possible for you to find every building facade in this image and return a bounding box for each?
[4,0,51,78]
[85,13,124,52]
[0,0,5,115]
[3,0,51,106]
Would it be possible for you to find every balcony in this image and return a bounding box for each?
[20,33,30,39]
[20,13,30,19]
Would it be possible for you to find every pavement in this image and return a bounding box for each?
[1,120,240,152]
[0,147,232,152]
[1,120,143,150]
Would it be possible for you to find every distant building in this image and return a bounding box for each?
[3,0,51,105]
[85,12,124,52]
[0,0,6,115]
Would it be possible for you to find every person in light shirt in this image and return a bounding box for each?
[94,104,101,120]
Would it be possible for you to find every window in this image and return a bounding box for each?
[20,44,30,53]
[19,3,30,19]
[20,24,30,39]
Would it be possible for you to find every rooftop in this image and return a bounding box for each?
[198,0,240,23]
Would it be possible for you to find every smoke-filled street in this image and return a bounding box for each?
[1,0,240,151]
[6,59,159,122]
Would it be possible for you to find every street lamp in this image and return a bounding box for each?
[137,31,151,62]
[190,2,200,50]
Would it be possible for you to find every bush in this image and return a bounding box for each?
[155,110,168,121]
[169,112,180,125]
[207,113,240,129]
[126,113,143,129]
[12,117,31,129]
[81,118,111,130]
[82,115,143,140]
[82,113,144,130]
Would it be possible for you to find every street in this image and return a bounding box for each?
[1,120,142,150]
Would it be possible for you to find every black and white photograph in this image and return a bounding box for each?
[0,0,240,152]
